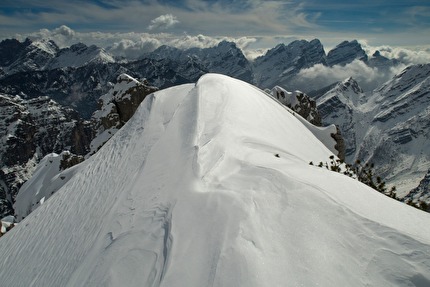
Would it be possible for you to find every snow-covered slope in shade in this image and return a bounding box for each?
[317,77,368,160]
[3,39,59,74]
[253,39,327,89]
[48,43,115,69]
[1,74,430,287]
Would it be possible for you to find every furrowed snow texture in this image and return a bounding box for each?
[0,74,430,287]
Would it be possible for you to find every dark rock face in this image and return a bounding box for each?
[0,94,93,217]
[253,39,327,89]
[0,39,29,67]
[59,152,85,171]
[147,41,253,84]
[271,86,322,126]
[316,78,363,160]
[331,126,346,162]
[109,75,159,125]
[89,74,159,155]
[368,50,399,69]
[404,169,430,207]
[326,40,368,66]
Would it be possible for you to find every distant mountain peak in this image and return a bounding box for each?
[326,40,367,66]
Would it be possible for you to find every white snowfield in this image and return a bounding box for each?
[1,74,430,287]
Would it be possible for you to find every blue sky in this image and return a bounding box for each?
[0,0,429,53]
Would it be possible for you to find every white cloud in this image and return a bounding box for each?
[53,25,75,37]
[291,60,407,92]
[360,41,430,65]
[147,14,180,31]
[378,46,430,65]
[107,38,161,59]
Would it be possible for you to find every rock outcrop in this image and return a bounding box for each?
[271,86,322,126]
[0,93,92,217]
[89,74,158,155]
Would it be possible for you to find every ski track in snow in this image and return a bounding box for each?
[1,74,430,286]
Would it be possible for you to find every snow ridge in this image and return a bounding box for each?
[0,74,429,287]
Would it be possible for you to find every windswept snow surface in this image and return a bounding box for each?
[1,74,430,286]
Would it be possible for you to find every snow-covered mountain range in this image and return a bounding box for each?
[0,37,400,119]
[316,64,430,201]
[1,74,429,286]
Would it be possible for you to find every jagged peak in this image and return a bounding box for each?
[327,40,368,66]
[69,42,87,50]
[28,38,59,55]
[373,50,381,57]
[217,40,237,48]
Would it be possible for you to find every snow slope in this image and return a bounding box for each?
[0,74,429,286]
[14,152,82,221]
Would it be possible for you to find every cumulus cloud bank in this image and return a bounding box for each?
[147,14,180,30]
[291,60,407,92]
[360,41,430,65]
[15,25,259,59]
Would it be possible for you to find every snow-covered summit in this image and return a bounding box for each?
[1,74,429,286]
[48,42,115,69]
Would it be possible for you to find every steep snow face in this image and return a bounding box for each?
[1,74,430,287]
